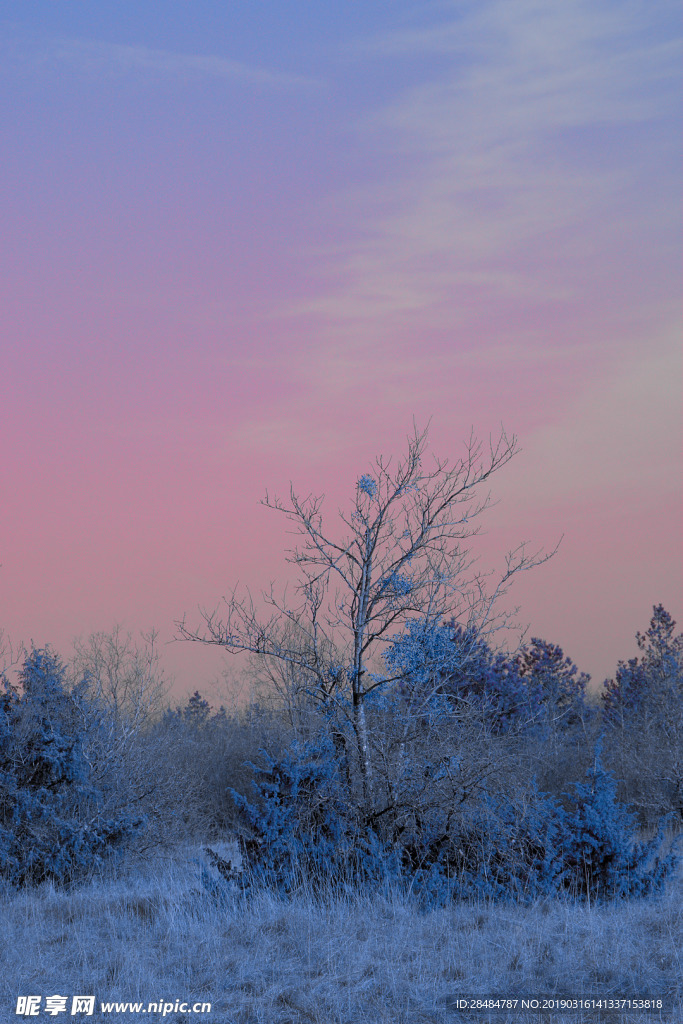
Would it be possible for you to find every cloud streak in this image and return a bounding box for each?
[288,0,679,333]
[3,32,318,88]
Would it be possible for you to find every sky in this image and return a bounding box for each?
[1,0,681,704]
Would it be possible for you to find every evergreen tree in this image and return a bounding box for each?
[602,605,683,722]
[513,637,589,729]
[0,647,142,888]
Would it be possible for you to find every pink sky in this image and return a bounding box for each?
[1,1,681,702]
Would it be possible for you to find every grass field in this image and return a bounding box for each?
[2,845,681,1023]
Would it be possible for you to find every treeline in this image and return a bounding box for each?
[3,426,681,901]
[1,605,681,902]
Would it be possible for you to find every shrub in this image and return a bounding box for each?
[152,692,289,841]
[231,732,680,906]
[384,618,534,734]
[601,605,683,824]
[441,748,680,904]
[230,732,399,895]
[0,647,142,888]
[384,619,589,740]
[558,747,680,901]
[426,782,568,903]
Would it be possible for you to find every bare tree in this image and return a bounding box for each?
[236,612,336,739]
[67,626,182,848]
[70,624,169,735]
[0,629,21,684]
[177,421,557,811]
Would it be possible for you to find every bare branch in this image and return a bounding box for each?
[176,421,556,811]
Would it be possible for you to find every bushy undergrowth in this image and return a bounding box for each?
[4,603,682,917]
[448,753,679,904]
[156,692,290,839]
[229,732,681,907]
[0,648,142,888]
[230,734,400,895]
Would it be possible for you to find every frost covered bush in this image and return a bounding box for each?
[558,750,679,901]
[232,731,679,906]
[382,617,529,736]
[0,647,142,888]
[601,605,683,824]
[400,781,567,905]
[409,749,680,905]
[230,733,399,895]
[384,618,588,737]
[225,613,680,906]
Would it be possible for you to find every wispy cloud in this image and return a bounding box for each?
[287,0,679,334]
[3,32,318,88]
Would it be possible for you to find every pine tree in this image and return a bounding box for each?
[0,647,142,888]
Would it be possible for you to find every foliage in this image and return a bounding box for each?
[602,605,683,722]
[402,782,568,904]
[558,747,679,901]
[231,731,679,905]
[230,732,400,895]
[384,617,529,733]
[453,750,680,903]
[0,647,142,888]
[383,618,587,735]
[513,637,589,727]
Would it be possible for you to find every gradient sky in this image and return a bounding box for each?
[1,1,681,702]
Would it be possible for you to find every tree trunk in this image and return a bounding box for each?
[353,692,373,812]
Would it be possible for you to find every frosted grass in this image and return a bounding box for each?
[2,846,681,1023]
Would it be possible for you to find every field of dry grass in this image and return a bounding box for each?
[2,845,681,1024]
